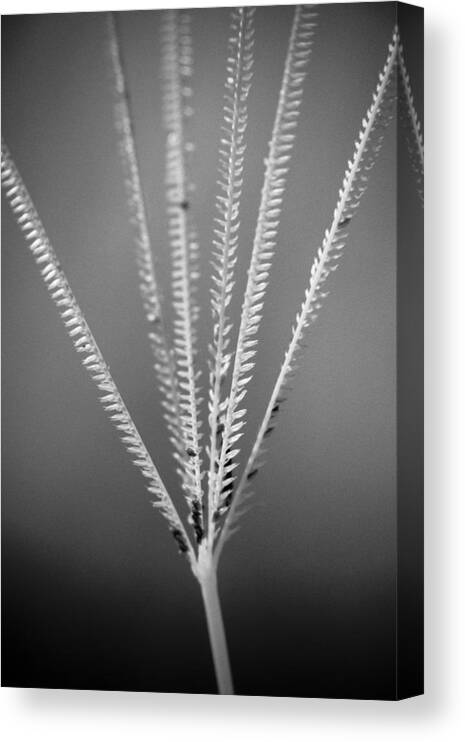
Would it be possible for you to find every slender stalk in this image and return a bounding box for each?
[214,28,400,563]
[210,5,316,534]
[1,139,196,566]
[196,549,234,694]
[206,6,255,546]
[162,10,204,541]
[107,12,188,486]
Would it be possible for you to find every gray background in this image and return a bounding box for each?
[2,3,422,696]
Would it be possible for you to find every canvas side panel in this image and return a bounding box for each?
[395,1,424,701]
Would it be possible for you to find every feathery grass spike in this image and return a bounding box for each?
[397,38,424,204]
[1,140,195,565]
[210,5,317,527]
[107,13,189,488]
[215,28,400,560]
[206,5,255,543]
[161,9,204,543]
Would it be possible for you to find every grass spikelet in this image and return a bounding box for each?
[206,5,255,544]
[1,139,195,564]
[107,12,189,483]
[210,4,317,529]
[215,27,400,559]
[397,36,424,204]
[161,9,204,543]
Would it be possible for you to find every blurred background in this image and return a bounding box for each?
[2,3,423,697]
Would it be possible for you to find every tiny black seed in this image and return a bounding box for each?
[171,528,188,553]
[195,532,203,544]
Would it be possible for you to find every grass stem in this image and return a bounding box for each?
[198,558,233,694]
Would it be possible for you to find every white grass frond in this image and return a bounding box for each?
[397,37,424,204]
[206,6,255,545]
[209,4,317,526]
[161,9,204,544]
[107,13,188,485]
[1,139,195,564]
[214,28,400,560]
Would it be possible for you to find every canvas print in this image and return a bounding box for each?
[1,2,424,698]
